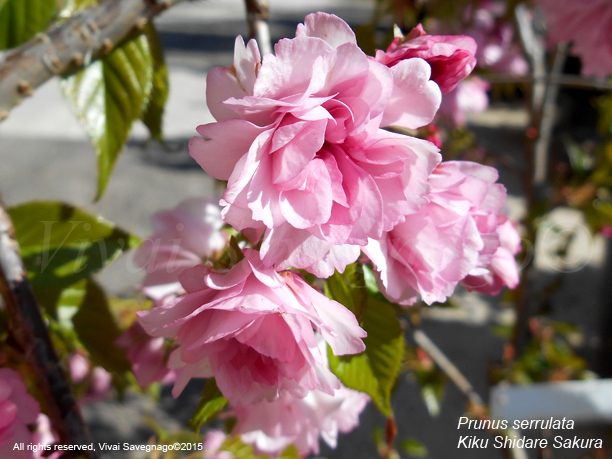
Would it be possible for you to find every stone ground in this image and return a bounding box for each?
[1,0,611,458]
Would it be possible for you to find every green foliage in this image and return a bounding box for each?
[61,35,154,199]
[141,22,169,143]
[325,263,367,322]
[190,378,228,432]
[71,279,132,373]
[216,436,299,459]
[8,201,140,288]
[0,0,56,50]
[8,201,138,374]
[400,438,428,458]
[492,319,592,384]
[328,294,404,417]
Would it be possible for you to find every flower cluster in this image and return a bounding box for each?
[536,0,612,77]
[466,0,528,76]
[0,368,57,459]
[131,12,521,458]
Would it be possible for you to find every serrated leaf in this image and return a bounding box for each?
[328,295,404,417]
[62,35,153,199]
[325,263,367,323]
[71,279,131,373]
[0,0,56,50]
[190,378,228,432]
[141,22,168,143]
[400,438,428,458]
[8,201,140,288]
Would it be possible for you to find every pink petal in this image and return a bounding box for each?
[381,58,442,129]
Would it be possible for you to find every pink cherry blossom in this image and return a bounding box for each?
[374,23,477,94]
[466,1,528,76]
[135,198,227,300]
[365,161,512,305]
[138,248,366,405]
[536,0,612,77]
[189,12,442,277]
[31,414,61,459]
[233,385,369,457]
[439,77,489,127]
[67,353,113,404]
[116,322,175,388]
[462,217,521,294]
[203,430,234,459]
[232,335,369,457]
[0,368,42,459]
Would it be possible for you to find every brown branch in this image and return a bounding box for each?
[243,0,272,55]
[0,200,97,458]
[481,73,612,92]
[0,0,184,121]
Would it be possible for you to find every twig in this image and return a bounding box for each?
[533,44,568,186]
[409,327,528,459]
[0,200,97,458]
[511,3,548,354]
[481,74,612,92]
[515,3,546,115]
[411,328,485,412]
[243,0,272,55]
[0,0,184,120]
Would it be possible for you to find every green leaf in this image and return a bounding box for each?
[325,263,367,323]
[328,295,404,417]
[276,445,300,459]
[221,436,269,459]
[0,0,56,50]
[71,279,131,373]
[61,34,153,199]
[141,22,168,143]
[400,438,428,458]
[190,378,228,432]
[8,201,140,288]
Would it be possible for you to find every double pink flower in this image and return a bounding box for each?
[365,161,520,305]
[138,249,366,405]
[190,13,444,277]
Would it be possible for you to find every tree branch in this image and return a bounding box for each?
[0,200,96,458]
[243,0,272,55]
[0,0,184,121]
[410,328,485,412]
[409,327,528,459]
[481,73,612,92]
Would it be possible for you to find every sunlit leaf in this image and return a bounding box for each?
[190,378,228,432]
[325,263,367,323]
[328,295,404,416]
[9,201,140,288]
[141,22,169,142]
[0,0,56,50]
[62,35,153,199]
[221,436,269,459]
